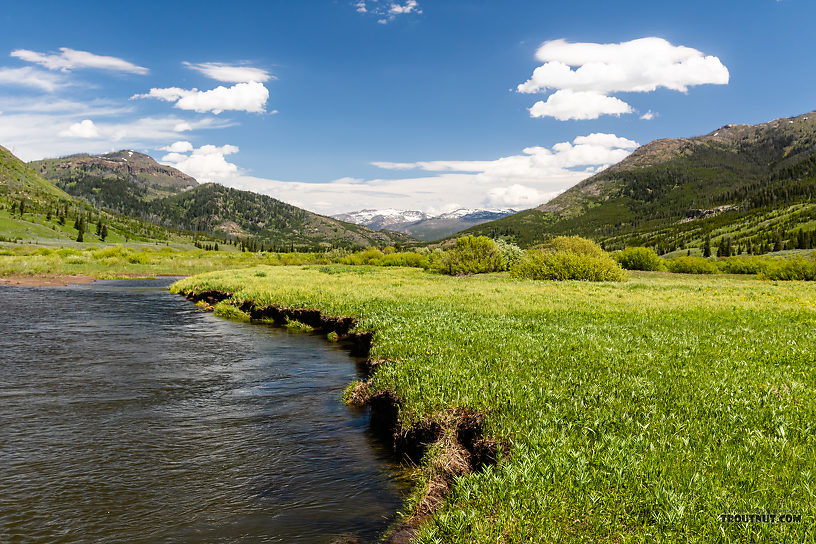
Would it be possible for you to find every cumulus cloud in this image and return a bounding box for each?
[176,133,638,214]
[132,81,269,114]
[160,144,240,182]
[159,141,194,153]
[529,89,633,121]
[518,37,729,120]
[182,62,273,83]
[59,119,100,139]
[0,66,65,92]
[10,47,148,74]
[640,110,656,120]
[355,0,421,23]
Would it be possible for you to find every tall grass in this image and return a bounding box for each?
[171,266,816,542]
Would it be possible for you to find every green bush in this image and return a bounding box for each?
[511,237,627,282]
[717,256,772,275]
[495,239,524,271]
[511,249,628,282]
[760,256,816,280]
[438,235,503,275]
[666,256,719,274]
[378,251,429,268]
[539,235,606,257]
[615,246,664,271]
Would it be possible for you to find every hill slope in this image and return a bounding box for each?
[155,183,414,249]
[461,111,816,253]
[1,145,203,246]
[25,149,413,249]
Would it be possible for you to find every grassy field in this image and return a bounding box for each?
[170,266,816,542]
[0,244,334,278]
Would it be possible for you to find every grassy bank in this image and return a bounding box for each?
[171,266,815,542]
[0,244,335,278]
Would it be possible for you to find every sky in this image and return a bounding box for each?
[0,0,814,216]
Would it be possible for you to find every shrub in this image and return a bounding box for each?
[666,256,718,274]
[717,256,772,275]
[511,249,628,282]
[438,236,503,275]
[378,251,429,268]
[343,247,385,265]
[540,236,606,257]
[760,256,816,281]
[615,246,664,271]
[495,239,524,271]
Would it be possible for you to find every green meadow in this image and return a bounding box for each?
[170,265,816,542]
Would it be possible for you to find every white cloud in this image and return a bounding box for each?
[390,0,419,14]
[529,89,633,121]
[640,110,656,120]
[132,81,269,114]
[159,141,194,153]
[0,107,231,161]
[160,144,240,182]
[182,62,273,83]
[59,119,100,139]
[485,184,548,208]
[10,47,148,74]
[0,66,65,92]
[170,133,637,214]
[518,37,729,120]
[356,0,422,22]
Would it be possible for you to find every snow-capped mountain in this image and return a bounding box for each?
[332,209,428,231]
[332,208,517,241]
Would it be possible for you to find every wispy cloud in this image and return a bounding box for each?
[182,62,274,83]
[0,66,66,92]
[10,47,148,74]
[518,37,729,120]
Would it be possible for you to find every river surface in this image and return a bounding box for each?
[0,279,404,543]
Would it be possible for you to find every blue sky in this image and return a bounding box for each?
[0,0,813,214]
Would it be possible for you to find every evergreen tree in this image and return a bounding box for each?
[703,233,711,257]
[100,224,108,241]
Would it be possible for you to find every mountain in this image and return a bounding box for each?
[154,184,415,249]
[334,208,516,241]
[458,111,816,253]
[1,145,206,246]
[24,149,413,250]
[333,209,428,231]
[32,150,197,197]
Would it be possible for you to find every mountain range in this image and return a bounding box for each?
[334,208,517,241]
[4,110,816,253]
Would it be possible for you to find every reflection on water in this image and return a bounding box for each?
[0,279,403,543]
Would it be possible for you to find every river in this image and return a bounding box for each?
[0,278,403,543]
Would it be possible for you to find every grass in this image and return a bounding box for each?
[169,266,816,542]
[0,243,336,278]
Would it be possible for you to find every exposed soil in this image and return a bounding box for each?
[0,274,96,287]
[180,288,506,543]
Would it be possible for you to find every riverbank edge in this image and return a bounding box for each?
[176,287,505,544]
[0,274,97,287]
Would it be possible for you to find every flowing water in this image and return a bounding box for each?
[0,279,404,543]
